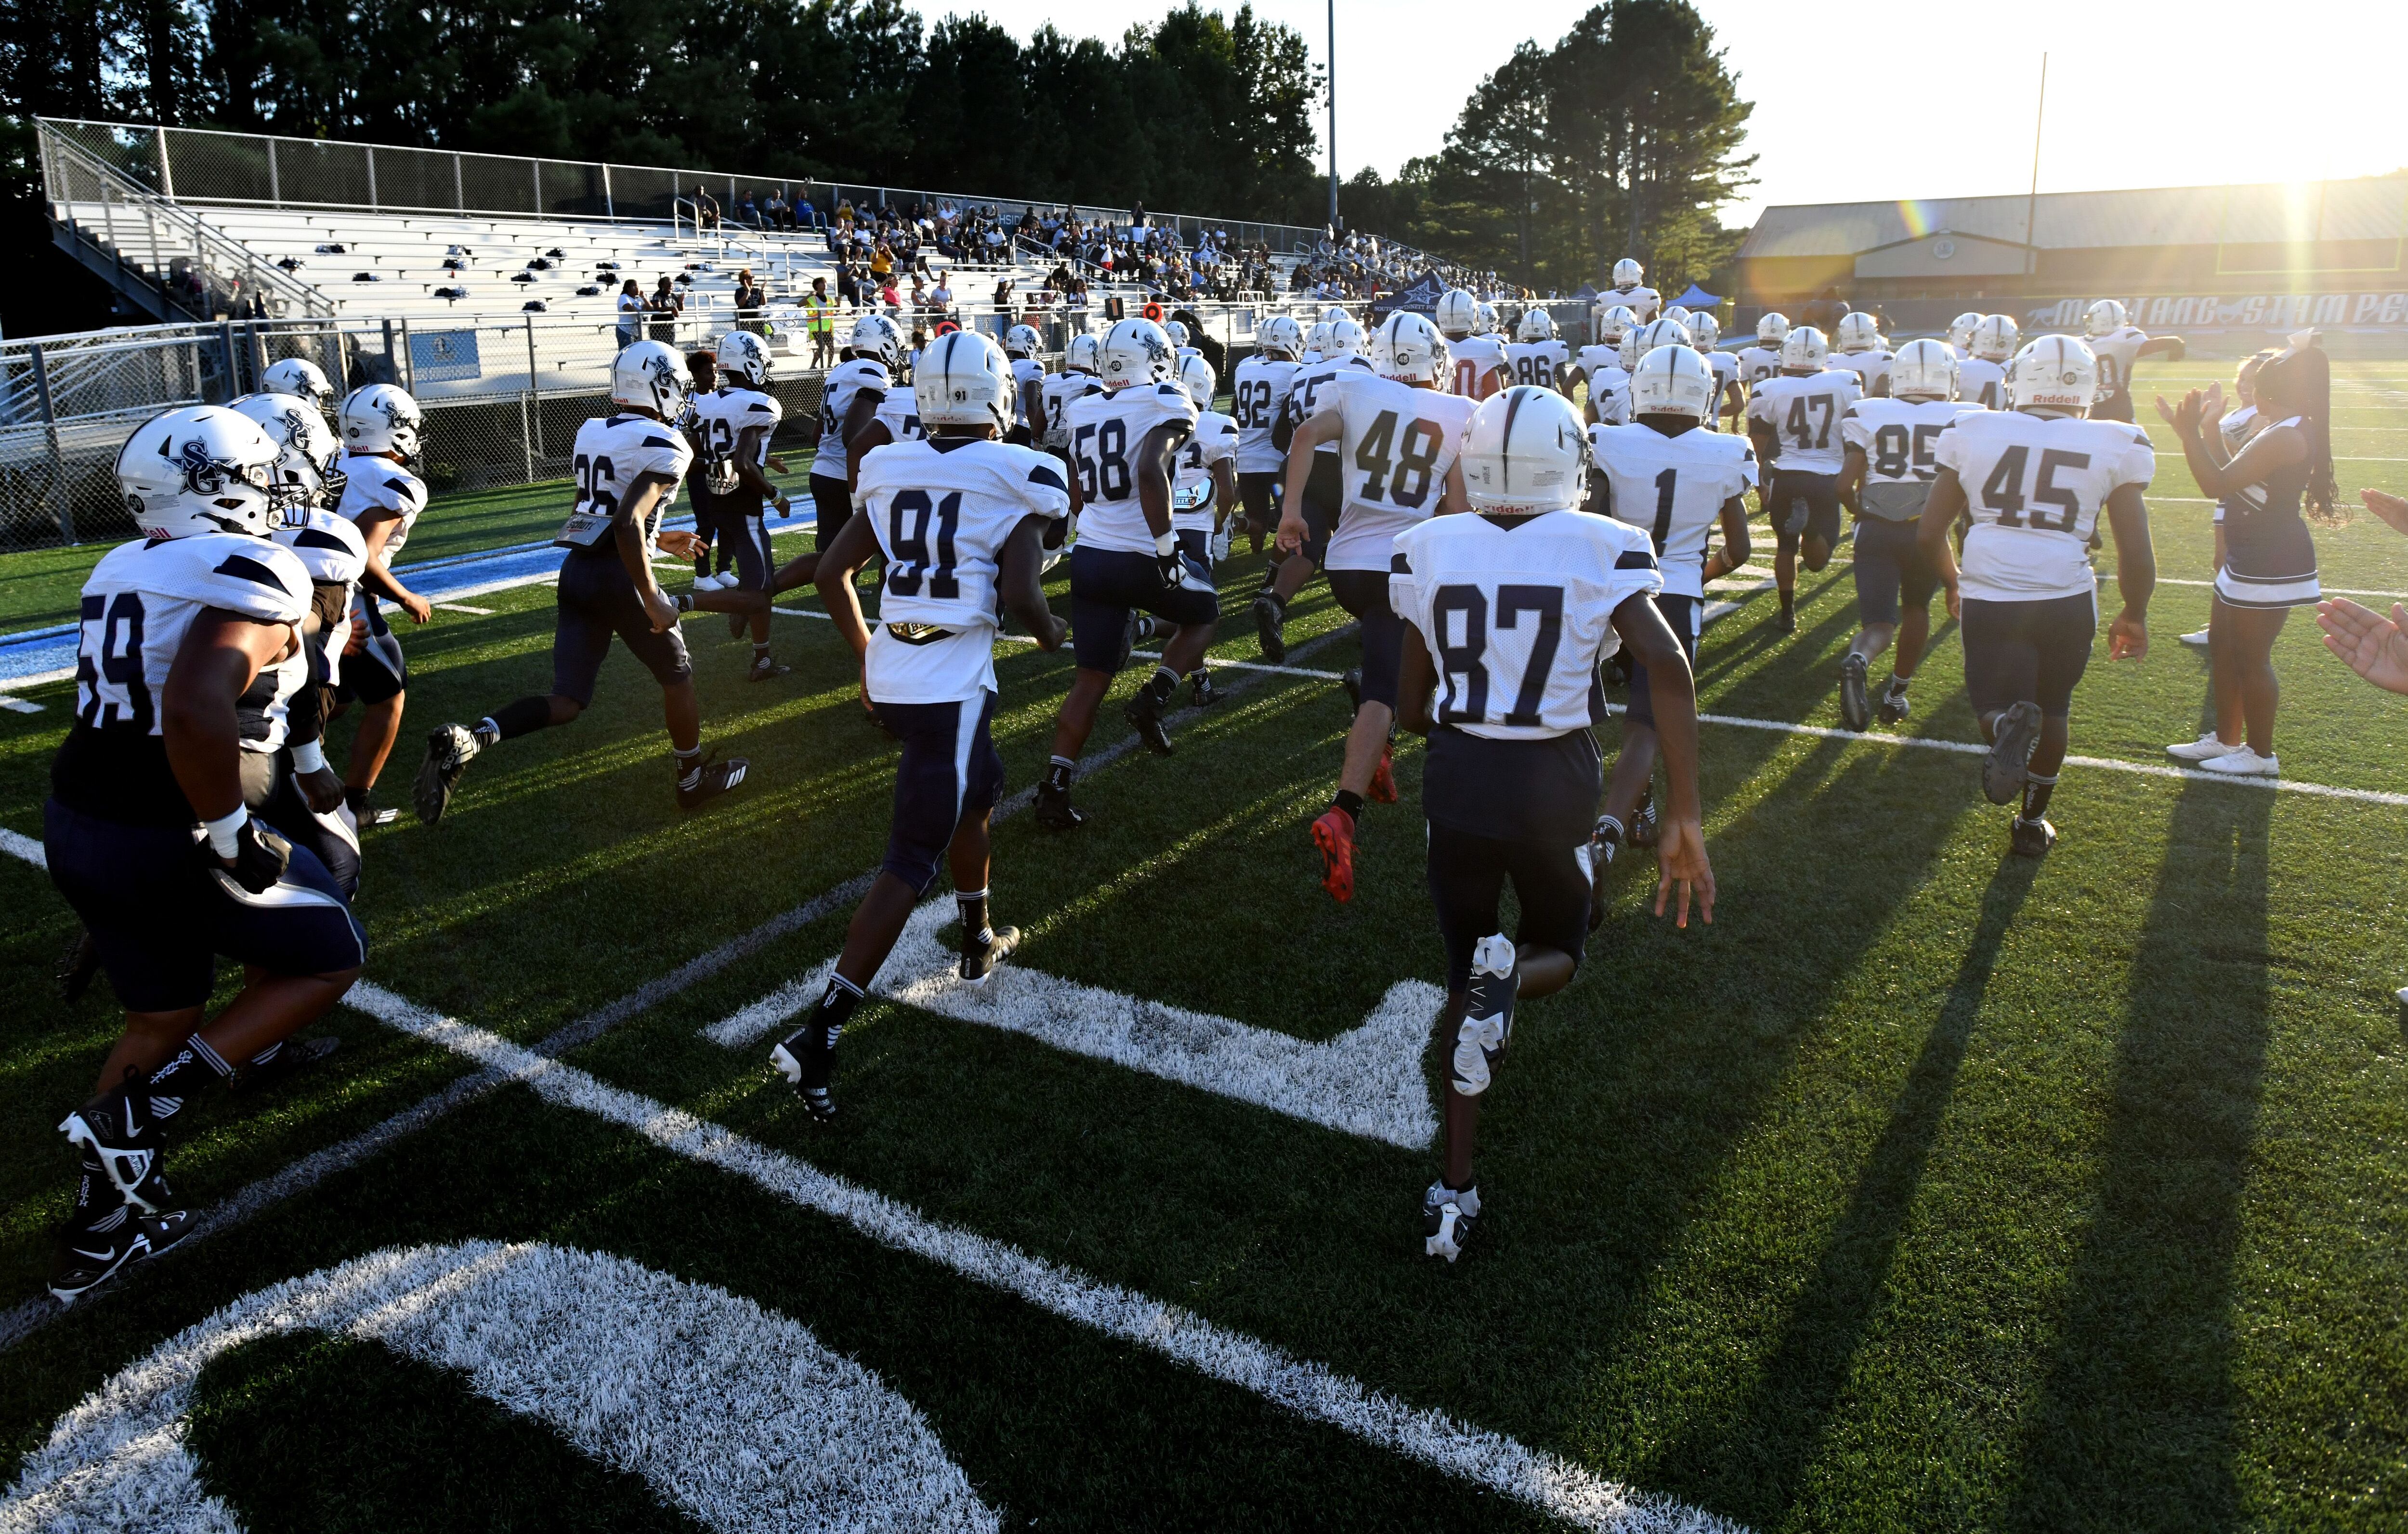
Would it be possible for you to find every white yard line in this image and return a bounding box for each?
[340,982,1737,1534]
[433,602,494,615]
[0,697,41,714]
[704,899,1446,1148]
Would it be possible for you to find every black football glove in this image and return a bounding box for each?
[1154,548,1187,590]
[223,817,294,894]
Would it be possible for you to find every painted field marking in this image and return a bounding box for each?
[3,1242,997,1533]
[433,602,494,615]
[337,982,1737,1534]
[0,697,39,714]
[704,899,1446,1149]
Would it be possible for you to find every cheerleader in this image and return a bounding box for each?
[2172,350,2278,648]
[2162,342,2335,777]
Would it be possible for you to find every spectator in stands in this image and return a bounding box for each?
[836,198,856,233]
[737,190,761,228]
[994,275,1012,315]
[878,272,902,311]
[804,276,837,368]
[616,279,644,349]
[836,259,862,309]
[929,271,954,314]
[734,270,766,335]
[693,186,721,232]
[763,189,791,230]
[648,275,682,342]
[870,239,895,286]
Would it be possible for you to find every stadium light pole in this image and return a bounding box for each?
[2024,52,2048,280]
[1326,0,1339,235]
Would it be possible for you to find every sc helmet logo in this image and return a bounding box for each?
[177,435,236,497]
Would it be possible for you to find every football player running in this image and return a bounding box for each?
[1916,335,2156,857]
[1004,322,1048,445]
[690,329,795,683]
[1835,338,1983,729]
[1605,257,1661,325]
[1690,314,1742,431]
[1254,317,1374,663]
[1958,315,2018,411]
[2082,299,2182,424]
[414,342,759,824]
[809,314,903,553]
[1436,288,1505,401]
[1504,308,1570,394]
[1171,351,1241,701]
[1828,311,1894,398]
[1570,303,1636,425]
[1946,312,1984,363]
[1038,317,1207,828]
[1392,385,1714,1262]
[1039,330,1104,467]
[772,331,1073,1121]
[46,406,366,1301]
[1589,344,1755,863]
[1745,325,1861,633]
[1231,315,1304,555]
[327,383,430,827]
[1736,312,1787,391]
[1279,311,1478,903]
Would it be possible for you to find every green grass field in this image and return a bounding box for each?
[0,359,2404,1531]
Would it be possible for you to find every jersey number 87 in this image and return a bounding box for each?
[1432,582,1563,728]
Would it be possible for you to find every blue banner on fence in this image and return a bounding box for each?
[409,329,482,383]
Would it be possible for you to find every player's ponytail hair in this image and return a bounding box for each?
[2263,343,2336,521]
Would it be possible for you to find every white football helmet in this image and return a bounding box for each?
[715,329,772,388]
[916,328,1014,434]
[2084,299,2128,338]
[1474,301,1499,336]
[1629,345,1717,421]
[1663,304,1692,329]
[1098,316,1175,388]
[1372,311,1444,384]
[1948,312,1983,353]
[1516,308,1556,343]
[1689,313,1720,349]
[1595,304,1637,344]
[1005,323,1043,358]
[1305,320,1335,358]
[117,405,295,539]
[1321,305,1349,325]
[1459,387,1588,513]
[1065,331,1102,374]
[229,392,345,508]
[338,383,424,456]
[1889,337,1959,400]
[1835,311,1882,354]
[1326,317,1368,358]
[1258,314,1304,358]
[1756,311,1791,346]
[607,341,689,419]
[1176,351,1218,412]
[1435,289,1480,338]
[846,312,903,369]
[2007,335,2098,413]
[1972,314,2020,363]
[260,357,334,408]
[1612,258,1645,288]
[1780,325,1830,370]
[1162,319,1190,349]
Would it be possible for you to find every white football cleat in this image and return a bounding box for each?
[2166,731,2238,762]
[2178,628,2211,648]
[1421,1181,1482,1263]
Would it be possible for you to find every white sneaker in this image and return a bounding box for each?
[2179,628,2211,647]
[693,572,730,592]
[2166,731,2238,762]
[2198,745,2279,777]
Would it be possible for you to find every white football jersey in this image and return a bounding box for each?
[1062,381,1199,555]
[1703,352,1741,428]
[1390,509,1662,740]
[1444,335,1507,399]
[1281,354,1376,460]
[856,437,1073,702]
[1735,345,1782,388]
[1504,339,1570,392]
[1230,355,1300,473]
[567,412,694,555]
[1957,357,2008,411]
[274,509,368,695]
[812,358,890,480]
[870,387,925,450]
[1830,348,1893,398]
[691,385,784,496]
[1312,375,1479,573]
[1934,410,2155,601]
[1039,371,1101,451]
[1590,422,1757,598]
[1608,285,1661,323]
[2088,325,2148,406]
[1747,371,1863,475]
[1572,345,1622,387]
[336,455,429,561]
[1840,397,1984,520]
[1009,356,1046,428]
[74,533,308,741]
[1592,378,1633,428]
[1172,409,1239,532]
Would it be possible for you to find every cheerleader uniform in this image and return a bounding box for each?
[2214,415,2320,609]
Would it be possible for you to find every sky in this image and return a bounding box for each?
[959,0,2405,227]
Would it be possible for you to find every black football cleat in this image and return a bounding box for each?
[1189,669,1221,708]
[1253,592,1287,663]
[56,926,101,1005]
[769,1024,838,1123]
[1876,679,1912,726]
[1585,817,1623,932]
[1839,651,1872,731]
[414,724,481,826]
[1421,1181,1482,1264]
[1776,607,1798,636]
[960,925,1020,986]
[1033,781,1085,830]
[2010,815,2057,858]
[50,1208,191,1304]
[746,653,791,684]
[1124,685,1175,757]
[676,752,750,811]
[1984,701,2042,806]
[231,1035,340,1095]
[1340,667,1362,713]
[61,1084,170,1214]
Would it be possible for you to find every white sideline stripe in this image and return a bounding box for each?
[433,602,494,615]
[703,899,1447,1148]
[1,1242,998,1534]
[5,667,73,689]
[0,827,46,869]
[341,982,1735,1534]
[0,696,42,714]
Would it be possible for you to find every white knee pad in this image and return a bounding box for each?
[1450,1012,1505,1096]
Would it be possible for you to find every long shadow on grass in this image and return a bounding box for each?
[2001,781,2271,1533]
[1649,855,2039,1524]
